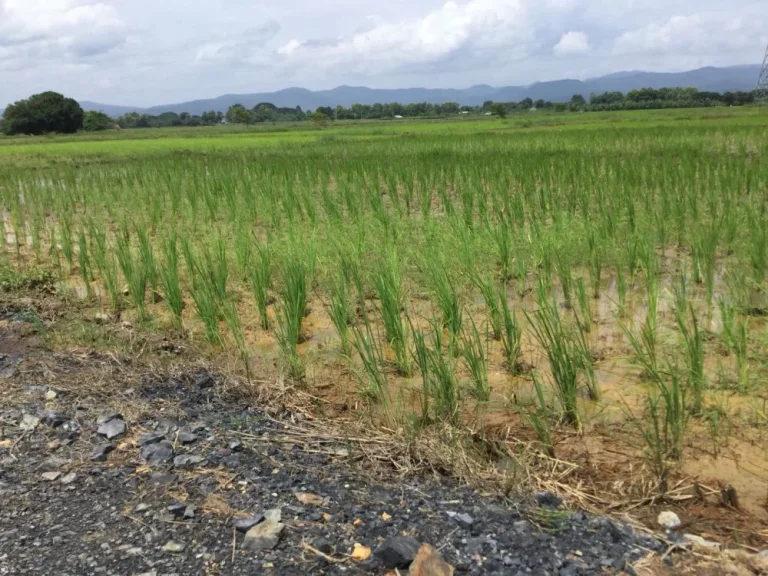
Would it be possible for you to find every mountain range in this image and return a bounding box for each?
[5,65,763,118]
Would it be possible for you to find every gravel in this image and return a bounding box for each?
[0,354,665,575]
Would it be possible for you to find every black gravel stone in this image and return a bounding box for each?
[374,535,421,568]
[141,441,174,465]
[91,443,114,461]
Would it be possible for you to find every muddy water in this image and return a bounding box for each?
[39,257,768,521]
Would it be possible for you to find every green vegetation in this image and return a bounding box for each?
[1,92,84,135]
[0,106,767,505]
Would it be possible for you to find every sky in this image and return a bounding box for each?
[1,0,766,107]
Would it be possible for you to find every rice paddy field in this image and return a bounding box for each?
[2,107,768,541]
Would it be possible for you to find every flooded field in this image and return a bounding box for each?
[1,110,768,541]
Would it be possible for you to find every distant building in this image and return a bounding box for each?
[529,107,537,112]
[393,115,403,119]
[483,112,492,116]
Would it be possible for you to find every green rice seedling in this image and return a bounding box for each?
[0,218,6,258]
[351,316,390,406]
[136,228,158,302]
[704,394,731,458]
[201,238,229,305]
[77,230,92,299]
[526,375,555,458]
[718,297,749,391]
[474,274,502,340]
[574,277,591,331]
[272,255,308,377]
[516,256,527,296]
[588,230,602,298]
[248,242,272,330]
[159,234,184,330]
[616,265,627,317]
[411,317,457,421]
[675,303,705,414]
[748,209,766,286]
[221,298,247,366]
[375,248,411,376]
[625,236,640,287]
[692,223,720,306]
[672,265,689,322]
[281,255,308,330]
[500,290,522,374]
[115,233,148,320]
[29,206,43,262]
[555,249,573,308]
[274,293,305,380]
[341,249,366,318]
[59,217,74,267]
[181,241,221,343]
[88,223,119,311]
[326,266,353,356]
[425,257,463,344]
[461,318,490,402]
[573,306,598,401]
[233,225,252,279]
[625,368,688,493]
[622,317,659,377]
[526,294,580,430]
[489,218,513,281]
[427,321,460,424]
[411,320,432,425]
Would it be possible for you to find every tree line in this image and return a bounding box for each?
[1,88,764,135]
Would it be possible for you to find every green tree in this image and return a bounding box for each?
[82,111,113,131]
[310,111,329,127]
[201,110,220,125]
[226,104,252,124]
[1,91,84,135]
[491,103,507,118]
[441,101,460,115]
[569,94,587,111]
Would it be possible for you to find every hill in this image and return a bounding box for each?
[3,65,761,117]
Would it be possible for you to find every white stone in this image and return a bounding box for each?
[20,414,40,431]
[682,534,720,552]
[657,511,681,529]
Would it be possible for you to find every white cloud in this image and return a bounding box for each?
[614,13,763,56]
[0,0,126,68]
[553,31,589,55]
[195,22,280,65]
[205,0,545,76]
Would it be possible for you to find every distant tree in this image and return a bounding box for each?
[534,99,546,109]
[569,94,586,111]
[482,100,494,111]
[157,112,181,127]
[1,91,84,135]
[491,103,507,118]
[310,111,329,127]
[225,104,252,124]
[82,110,113,132]
[441,101,460,115]
[201,110,220,125]
[315,106,334,119]
[251,103,278,122]
[517,97,533,110]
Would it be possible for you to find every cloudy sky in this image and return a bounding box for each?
[1,0,766,107]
